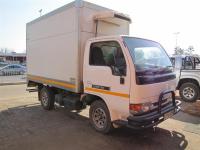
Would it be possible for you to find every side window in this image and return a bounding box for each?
[195,57,200,69]
[13,65,20,69]
[183,57,193,69]
[170,57,175,66]
[8,66,13,69]
[89,41,127,76]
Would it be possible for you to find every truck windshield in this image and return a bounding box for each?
[123,37,175,85]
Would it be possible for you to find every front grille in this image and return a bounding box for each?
[153,97,172,107]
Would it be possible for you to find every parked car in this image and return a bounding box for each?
[0,62,8,68]
[170,55,200,102]
[0,64,26,76]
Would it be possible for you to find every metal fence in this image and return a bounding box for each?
[0,72,26,85]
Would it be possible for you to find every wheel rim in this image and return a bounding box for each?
[41,91,48,106]
[183,87,195,99]
[92,108,107,129]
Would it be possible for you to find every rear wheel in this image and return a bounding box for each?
[89,100,113,134]
[179,82,199,102]
[39,86,55,110]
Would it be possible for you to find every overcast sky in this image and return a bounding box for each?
[0,0,200,54]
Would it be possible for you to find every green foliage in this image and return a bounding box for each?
[174,46,184,55]
[174,45,198,56]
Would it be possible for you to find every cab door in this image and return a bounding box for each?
[83,39,131,121]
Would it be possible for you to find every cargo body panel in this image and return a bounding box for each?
[27,1,130,93]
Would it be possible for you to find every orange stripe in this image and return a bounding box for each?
[85,87,129,98]
[27,75,76,89]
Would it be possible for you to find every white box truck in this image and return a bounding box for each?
[27,0,181,133]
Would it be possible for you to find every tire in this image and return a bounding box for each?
[89,100,113,134]
[39,86,55,110]
[179,82,199,102]
[37,86,42,101]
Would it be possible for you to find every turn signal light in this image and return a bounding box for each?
[129,104,142,112]
[129,102,153,114]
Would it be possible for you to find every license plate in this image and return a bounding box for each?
[164,111,174,120]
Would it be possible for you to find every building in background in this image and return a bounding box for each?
[0,52,26,64]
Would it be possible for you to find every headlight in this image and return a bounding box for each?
[129,102,153,115]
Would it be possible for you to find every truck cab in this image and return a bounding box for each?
[171,55,200,102]
[83,35,181,132]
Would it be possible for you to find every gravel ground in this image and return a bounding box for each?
[0,85,200,150]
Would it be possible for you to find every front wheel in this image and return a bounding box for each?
[89,100,113,134]
[179,82,199,102]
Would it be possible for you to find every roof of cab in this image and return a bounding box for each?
[88,35,162,44]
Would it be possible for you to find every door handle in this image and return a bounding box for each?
[120,77,125,84]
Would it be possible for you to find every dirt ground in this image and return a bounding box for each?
[0,85,200,150]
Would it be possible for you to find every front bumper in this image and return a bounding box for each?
[114,90,181,129]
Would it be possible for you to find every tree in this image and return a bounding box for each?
[173,45,198,56]
[0,48,14,54]
[186,45,194,55]
[0,48,6,53]
[174,46,184,55]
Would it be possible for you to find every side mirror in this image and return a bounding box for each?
[110,66,120,76]
[110,65,126,76]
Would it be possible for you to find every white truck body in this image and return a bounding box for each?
[27,0,130,93]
